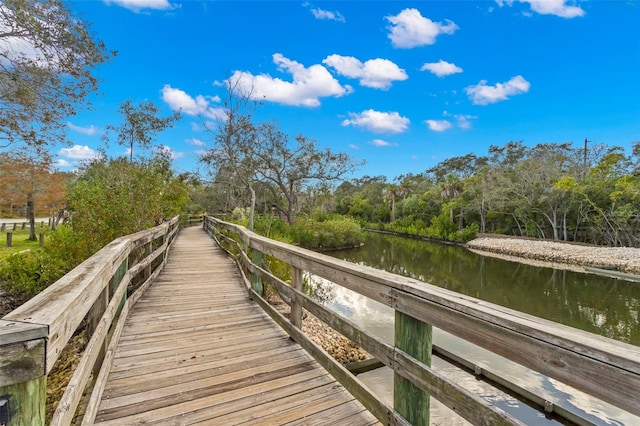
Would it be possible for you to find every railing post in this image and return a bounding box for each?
[0,320,48,426]
[6,232,11,247]
[145,241,153,279]
[87,286,108,376]
[394,311,432,425]
[251,249,263,295]
[290,266,303,328]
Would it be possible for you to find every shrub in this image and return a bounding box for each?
[291,216,362,250]
[0,225,84,301]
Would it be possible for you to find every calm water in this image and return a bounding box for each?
[327,232,640,346]
[310,232,640,425]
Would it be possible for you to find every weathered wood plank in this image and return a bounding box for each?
[209,216,640,416]
[94,370,329,425]
[49,270,131,426]
[0,320,47,346]
[94,226,377,425]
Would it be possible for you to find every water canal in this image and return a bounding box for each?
[308,231,640,425]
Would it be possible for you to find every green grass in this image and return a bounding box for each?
[0,228,50,261]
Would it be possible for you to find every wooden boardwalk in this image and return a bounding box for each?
[93,226,379,425]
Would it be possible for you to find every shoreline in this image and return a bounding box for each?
[466,237,640,275]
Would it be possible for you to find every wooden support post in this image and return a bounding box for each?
[290,266,303,328]
[39,233,44,246]
[6,232,11,247]
[12,223,16,231]
[0,223,5,231]
[21,222,25,230]
[394,310,432,426]
[110,259,129,311]
[250,249,263,295]
[145,241,153,279]
[0,320,48,426]
[87,286,109,376]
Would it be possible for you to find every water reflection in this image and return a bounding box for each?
[329,232,640,346]
[307,232,640,425]
[307,275,638,425]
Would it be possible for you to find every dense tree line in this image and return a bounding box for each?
[202,139,639,247]
[333,141,640,246]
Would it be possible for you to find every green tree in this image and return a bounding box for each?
[252,122,362,225]
[201,77,261,229]
[104,100,180,162]
[0,0,113,149]
[67,156,189,256]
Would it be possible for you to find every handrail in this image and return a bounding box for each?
[0,216,182,425]
[204,216,640,425]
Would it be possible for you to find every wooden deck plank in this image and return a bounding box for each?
[94,370,330,425]
[93,226,379,425]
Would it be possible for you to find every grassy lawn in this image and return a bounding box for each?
[0,227,50,261]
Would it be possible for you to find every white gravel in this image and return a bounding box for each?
[466,237,640,275]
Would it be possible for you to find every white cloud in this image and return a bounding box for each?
[103,0,177,12]
[186,138,206,147]
[54,159,71,168]
[465,75,530,105]
[420,60,463,77]
[454,114,476,129]
[161,85,225,119]
[323,55,408,89]
[443,111,477,129]
[67,122,100,136]
[310,7,345,22]
[59,145,99,160]
[370,139,398,147]
[190,122,202,132]
[348,144,360,150]
[229,54,352,107]
[425,119,452,132]
[496,0,585,18]
[386,8,458,48]
[342,110,410,134]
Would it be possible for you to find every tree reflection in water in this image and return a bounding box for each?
[317,232,640,346]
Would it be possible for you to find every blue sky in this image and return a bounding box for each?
[59,0,640,179]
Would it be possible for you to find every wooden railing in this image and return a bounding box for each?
[0,216,181,425]
[204,216,640,426]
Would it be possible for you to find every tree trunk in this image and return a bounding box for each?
[27,195,36,241]
[391,195,396,222]
[248,185,256,231]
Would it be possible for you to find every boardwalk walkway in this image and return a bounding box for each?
[93,226,379,425]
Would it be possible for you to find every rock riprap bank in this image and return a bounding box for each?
[466,237,640,275]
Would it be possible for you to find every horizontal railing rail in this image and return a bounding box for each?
[204,215,640,425]
[0,216,183,425]
[180,213,204,227]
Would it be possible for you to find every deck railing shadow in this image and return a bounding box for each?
[204,215,640,426]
